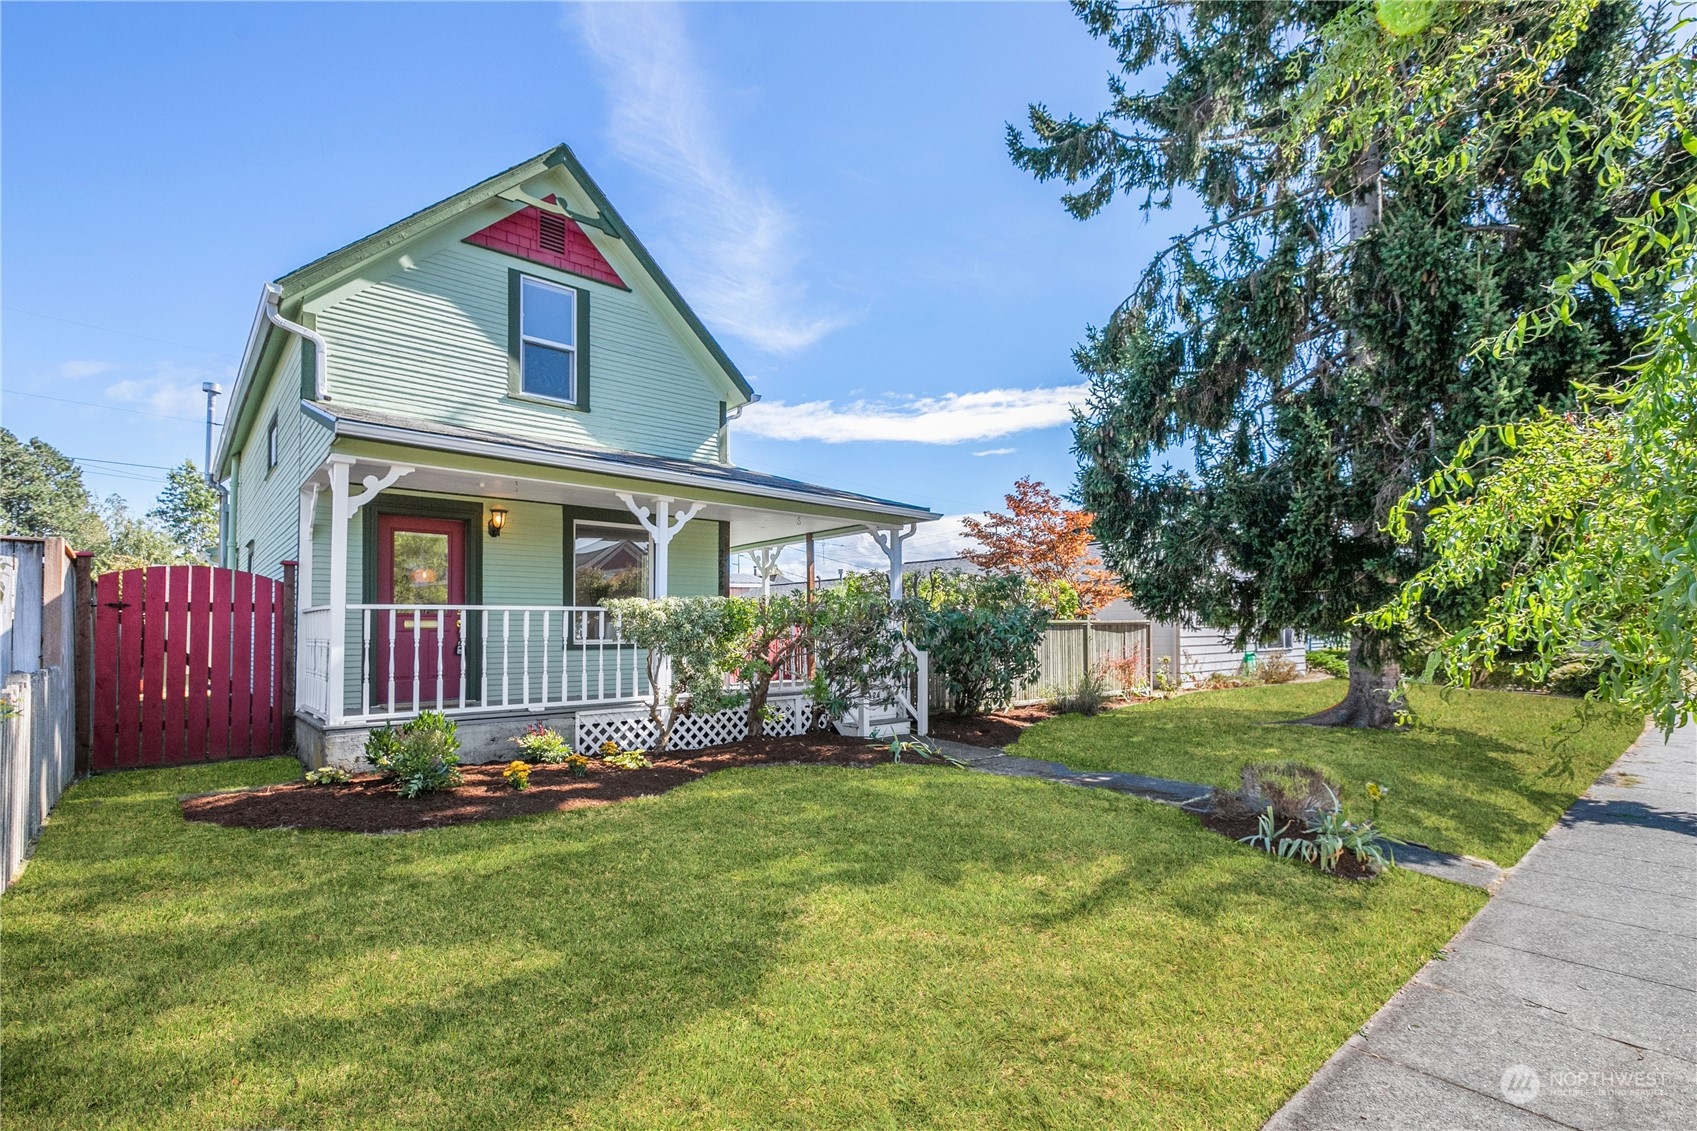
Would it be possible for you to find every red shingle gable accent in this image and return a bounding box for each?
[464,198,626,288]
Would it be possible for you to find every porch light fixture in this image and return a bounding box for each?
[487,506,509,538]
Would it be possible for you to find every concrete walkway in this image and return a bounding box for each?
[929,737,1505,889]
[1263,721,1696,1130]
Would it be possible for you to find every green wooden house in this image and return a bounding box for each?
[214,145,936,766]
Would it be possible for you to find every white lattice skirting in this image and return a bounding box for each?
[575,694,812,754]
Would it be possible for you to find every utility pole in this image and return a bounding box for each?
[202,382,227,565]
[201,382,223,482]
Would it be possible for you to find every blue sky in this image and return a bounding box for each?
[2,1,1196,577]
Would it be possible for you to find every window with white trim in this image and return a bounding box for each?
[519,276,577,402]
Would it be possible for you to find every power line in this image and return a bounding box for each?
[70,456,181,471]
[4,389,217,425]
[2,306,238,358]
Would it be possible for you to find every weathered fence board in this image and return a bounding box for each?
[91,566,288,770]
[926,619,1153,714]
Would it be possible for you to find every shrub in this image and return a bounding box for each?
[1213,761,1340,823]
[303,766,350,786]
[366,712,463,798]
[1307,649,1349,679]
[736,592,814,738]
[502,760,531,791]
[515,723,571,764]
[808,573,912,720]
[604,595,753,754]
[904,571,1046,715]
[1099,653,1147,694]
[603,750,652,770]
[1050,664,1116,716]
[1258,654,1300,684]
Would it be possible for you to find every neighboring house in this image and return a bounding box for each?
[215,145,938,765]
[799,552,1307,687]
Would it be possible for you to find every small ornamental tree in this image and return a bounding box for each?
[961,478,1126,614]
[605,596,754,754]
[808,574,911,721]
[738,592,814,739]
[905,571,1048,716]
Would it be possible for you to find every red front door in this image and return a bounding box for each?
[374,515,466,712]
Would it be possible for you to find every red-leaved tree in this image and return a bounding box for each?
[960,477,1127,614]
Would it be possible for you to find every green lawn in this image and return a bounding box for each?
[1010,681,1645,865]
[3,757,1482,1130]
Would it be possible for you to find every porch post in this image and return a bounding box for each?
[750,546,783,599]
[326,458,353,724]
[868,524,916,602]
[324,456,413,723]
[296,483,319,609]
[615,493,704,599]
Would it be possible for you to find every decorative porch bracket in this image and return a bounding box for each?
[749,546,786,599]
[867,523,917,602]
[615,493,703,600]
[323,456,413,724]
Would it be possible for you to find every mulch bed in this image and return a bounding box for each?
[180,732,908,834]
[926,705,1059,748]
[1196,810,1380,880]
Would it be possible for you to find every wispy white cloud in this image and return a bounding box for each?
[734,384,1087,444]
[58,359,113,379]
[573,2,848,355]
[973,447,1017,457]
[104,361,232,418]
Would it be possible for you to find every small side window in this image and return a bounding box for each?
[519,276,577,402]
[265,413,280,472]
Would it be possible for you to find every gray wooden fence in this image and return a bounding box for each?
[1,538,81,892]
[928,619,1152,713]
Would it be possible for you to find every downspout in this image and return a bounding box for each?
[264,282,328,400]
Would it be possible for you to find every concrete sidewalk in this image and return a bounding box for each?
[1263,721,1696,1130]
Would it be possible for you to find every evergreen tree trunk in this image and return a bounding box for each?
[1297,633,1405,729]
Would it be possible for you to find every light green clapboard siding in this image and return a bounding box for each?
[229,338,332,580]
[311,241,724,463]
[314,490,720,714]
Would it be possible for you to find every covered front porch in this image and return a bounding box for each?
[288,407,936,761]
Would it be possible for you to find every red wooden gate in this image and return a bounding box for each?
[91,566,289,771]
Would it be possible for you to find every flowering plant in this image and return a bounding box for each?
[502,760,532,791]
[564,752,590,778]
[516,724,571,764]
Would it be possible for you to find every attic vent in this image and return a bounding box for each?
[538,211,568,254]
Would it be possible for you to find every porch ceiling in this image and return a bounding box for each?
[302,403,936,551]
[370,462,868,547]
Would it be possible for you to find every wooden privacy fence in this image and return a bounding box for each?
[926,619,1153,713]
[91,566,293,771]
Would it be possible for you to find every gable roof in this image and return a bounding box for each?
[218,145,756,476]
[274,144,751,399]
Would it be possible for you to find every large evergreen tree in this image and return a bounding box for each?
[1010,0,1649,725]
[0,427,108,549]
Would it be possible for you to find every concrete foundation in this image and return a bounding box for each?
[293,708,595,770]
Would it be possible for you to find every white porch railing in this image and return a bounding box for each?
[298,604,651,724]
[898,639,929,736]
[294,602,919,732]
[298,606,334,720]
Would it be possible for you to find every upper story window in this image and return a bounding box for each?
[519,276,577,402]
[265,413,280,472]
